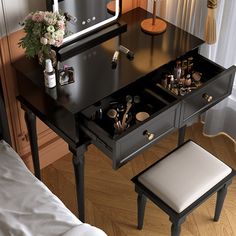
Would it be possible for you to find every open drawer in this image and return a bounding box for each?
[152,50,236,126]
[179,55,236,125]
[80,81,179,169]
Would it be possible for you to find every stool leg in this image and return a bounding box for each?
[171,223,181,236]
[170,217,185,236]
[214,185,228,222]
[137,193,147,230]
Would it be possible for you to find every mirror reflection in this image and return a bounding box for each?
[47,0,120,44]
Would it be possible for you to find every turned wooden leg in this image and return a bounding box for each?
[214,185,228,221]
[178,125,186,146]
[137,193,147,230]
[69,144,88,222]
[24,110,41,180]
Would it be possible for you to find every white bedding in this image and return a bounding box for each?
[0,140,107,236]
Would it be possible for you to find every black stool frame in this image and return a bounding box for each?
[132,140,236,236]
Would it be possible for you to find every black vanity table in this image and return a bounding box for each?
[13,8,236,222]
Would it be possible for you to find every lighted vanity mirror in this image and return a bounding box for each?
[46,0,120,45]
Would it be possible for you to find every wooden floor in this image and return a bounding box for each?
[41,122,236,236]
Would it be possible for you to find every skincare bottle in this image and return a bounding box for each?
[185,74,192,86]
[44,59,56,88]
[169,75,175,90]
[174,61,182,80]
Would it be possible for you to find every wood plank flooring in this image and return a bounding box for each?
[41,122,236,236]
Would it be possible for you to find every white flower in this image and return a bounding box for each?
[40,37,48,45]
[48,38,56,45]
[57,30,65,36]
[47,25,55,33]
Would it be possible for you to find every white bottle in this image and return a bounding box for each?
[44,59,56,88]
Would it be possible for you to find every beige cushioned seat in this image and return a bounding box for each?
[138,141,232,213]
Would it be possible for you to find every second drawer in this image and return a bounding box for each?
[80,83,179,169]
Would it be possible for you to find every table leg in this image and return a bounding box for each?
[24,110,41,180]
[69,144,88,222]
[178,125,186,146]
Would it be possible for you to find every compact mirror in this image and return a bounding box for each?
[47,0,120,45]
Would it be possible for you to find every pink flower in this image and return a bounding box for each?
[32,11,44,22]
[54,38,63,47]
[24,12,33,21]
[57,20,65,30]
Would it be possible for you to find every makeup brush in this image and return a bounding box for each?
[204,0,217,44]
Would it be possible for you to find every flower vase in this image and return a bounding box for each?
[38,49,57,67]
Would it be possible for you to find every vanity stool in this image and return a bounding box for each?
[132,140,236,236]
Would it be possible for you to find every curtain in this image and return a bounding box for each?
[147,0,236,146]
[201,0,236,146]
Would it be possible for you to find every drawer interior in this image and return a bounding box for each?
[81,81,177,137]
[152,51,225,97]
[191,54,225,82]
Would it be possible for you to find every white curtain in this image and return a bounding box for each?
[148,0,236,144]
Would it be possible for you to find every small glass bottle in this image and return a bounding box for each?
[161,74,168,88]
[181,59,188,77]
[44,59,56,88]
[169,75,175,91]
[187,57,194,72]
[185,74,192,87]
[174,60,182,80]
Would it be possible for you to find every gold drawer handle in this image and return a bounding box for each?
[202,93,213,102]
[143,130,155,141]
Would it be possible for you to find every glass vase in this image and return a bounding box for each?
[38,49,57,67]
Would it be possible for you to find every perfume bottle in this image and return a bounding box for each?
[181,59,188,77]
[44,59,56,88]
[174,60,182,80]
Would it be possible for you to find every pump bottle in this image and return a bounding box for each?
[44,59,56,88]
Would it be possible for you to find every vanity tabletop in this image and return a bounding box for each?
[14,8,204,115]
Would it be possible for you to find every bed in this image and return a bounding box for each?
[0,86,107,235]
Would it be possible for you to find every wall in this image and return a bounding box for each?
[1,0,45,35]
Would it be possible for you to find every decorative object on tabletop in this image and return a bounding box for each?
[44,59,56,88]
[19,11,66,66]
[204,0,217,44]
[58,65,75,85]
[107,0,116,15]
[141,0,167,34]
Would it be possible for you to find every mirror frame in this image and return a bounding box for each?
[47,0,121,45]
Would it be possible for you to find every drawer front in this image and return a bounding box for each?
[114,104,179,169]
[180,67,235,125]
[81,103,179,169]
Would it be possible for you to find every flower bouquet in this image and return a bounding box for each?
[19,11,66,63]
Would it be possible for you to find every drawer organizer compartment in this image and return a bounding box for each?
[151,50,236,125]
[155,53,226,97]
[81,81,179,169]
